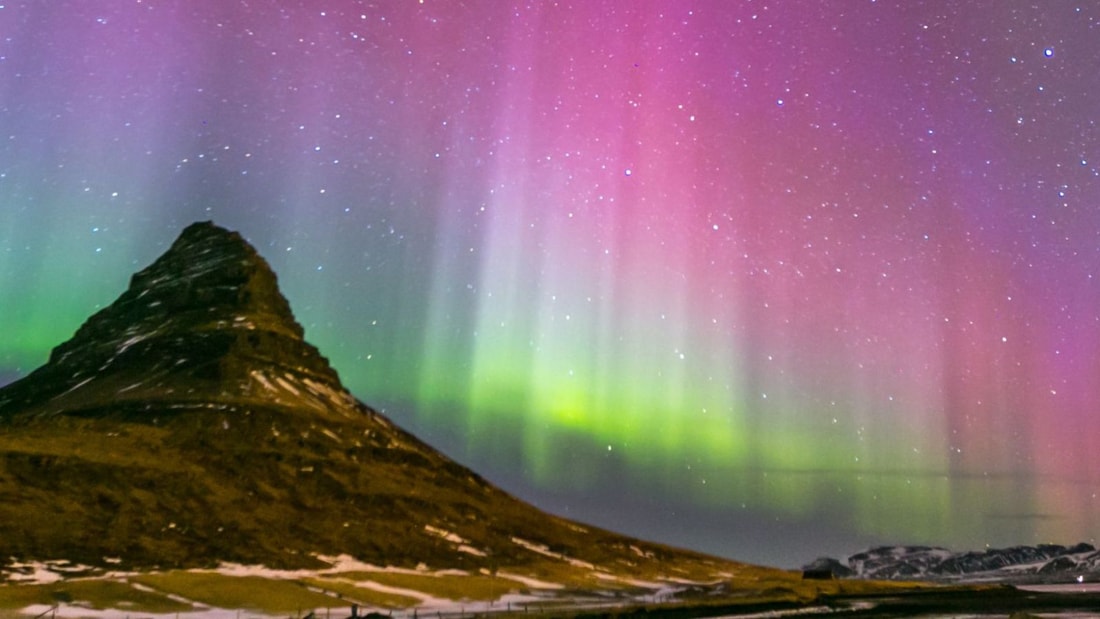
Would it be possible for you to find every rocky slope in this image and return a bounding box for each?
[806,542,1100,583]
[0,221,750,585]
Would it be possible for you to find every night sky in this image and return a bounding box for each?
[2,1,1099,568]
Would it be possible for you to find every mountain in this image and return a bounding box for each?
[807,543,1100,583]
[0,221,755,585]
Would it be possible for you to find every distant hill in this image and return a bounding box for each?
[806,543,1100,583]
[0,221,755,584]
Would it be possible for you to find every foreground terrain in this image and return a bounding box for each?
[5,563,1100,618]
[0,556,942,618]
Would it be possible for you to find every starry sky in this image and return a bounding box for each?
[2,1,1099,568]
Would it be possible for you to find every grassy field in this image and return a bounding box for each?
[325,570,530,602]
[0,578,193,613]
[0,568,615,616]
[0,558,957,619]
[300,576,423,608]
[132,572,347,614]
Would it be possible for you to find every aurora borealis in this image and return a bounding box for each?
[2,1,1099,567]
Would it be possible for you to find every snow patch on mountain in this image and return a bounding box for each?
[511,537,596,570]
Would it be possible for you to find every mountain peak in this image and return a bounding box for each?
[177,219,239,241]
[0,222,752,585]
[0,220,340,419]
[137,220,284,291]
[125,219,302,339]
